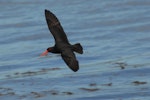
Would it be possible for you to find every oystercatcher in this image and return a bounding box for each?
[41,9,83,72]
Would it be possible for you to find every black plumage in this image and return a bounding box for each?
[41,9,83,72]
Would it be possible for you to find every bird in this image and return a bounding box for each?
[40,9,83,72]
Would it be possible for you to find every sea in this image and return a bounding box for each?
[0,0,150,100]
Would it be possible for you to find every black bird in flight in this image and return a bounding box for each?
[41,9,83,72]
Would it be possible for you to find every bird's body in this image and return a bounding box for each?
[41,9,83,72]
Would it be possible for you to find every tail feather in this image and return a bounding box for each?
[72,43,83,54]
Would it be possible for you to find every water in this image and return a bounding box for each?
[0,0,150,100]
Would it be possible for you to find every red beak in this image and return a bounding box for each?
[40,50,48,56]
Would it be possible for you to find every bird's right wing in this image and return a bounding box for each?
[45,9,69,43]
[61,49,79,72]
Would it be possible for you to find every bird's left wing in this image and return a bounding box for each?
[61,49,79,72]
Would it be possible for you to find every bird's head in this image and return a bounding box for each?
[40,47,54,56]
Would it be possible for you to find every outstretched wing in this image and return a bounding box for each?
[45,9,69,43]
[61,49,79,72]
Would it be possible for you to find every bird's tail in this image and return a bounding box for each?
[72,43,83,54]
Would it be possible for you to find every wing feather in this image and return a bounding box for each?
[45,9,69,43]
[61,49,79,72]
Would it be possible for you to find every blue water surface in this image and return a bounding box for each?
[0,0,150,100]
